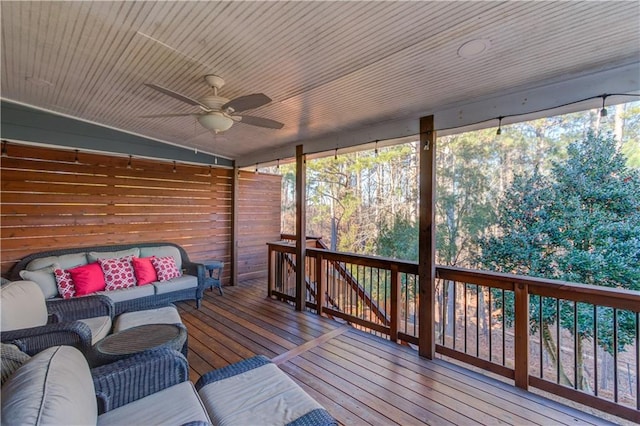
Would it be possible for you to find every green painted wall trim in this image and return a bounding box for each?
[0,100,233,167]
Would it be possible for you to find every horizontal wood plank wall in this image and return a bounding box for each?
[237,171,281,282]
[0,143,233,276]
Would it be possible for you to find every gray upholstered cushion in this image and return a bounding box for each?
[26,252,87,271]
[113,306,182,332]
[97,284,155,303]
[0,280,48,331]
[78,316,113,344]
[140,246,182,270]
[1,346,98,425]
[97,381,210,426]
[19,266,58,299]
[87,248,140,263]
[152,275,197,295]
[198,362,325,426]
[1,344,30,386]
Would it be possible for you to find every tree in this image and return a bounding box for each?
[479,130,640,390]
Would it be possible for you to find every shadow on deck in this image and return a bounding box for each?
[176,278,614,425]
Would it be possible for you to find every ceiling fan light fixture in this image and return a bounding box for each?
[198,112,234,133]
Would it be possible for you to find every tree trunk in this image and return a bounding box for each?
[542,323,573,386]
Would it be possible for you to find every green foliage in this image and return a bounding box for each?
[480,131,640,356]
[376,215,418,261]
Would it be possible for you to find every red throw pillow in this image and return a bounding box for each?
[98,256,137,291]
[132,256,158,286]
[53,267,76,299]
[68,263,106,296]
[151,256,182,282]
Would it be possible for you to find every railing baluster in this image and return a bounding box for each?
[442,281,446,346]
[453,282,457,351]
[556,299,561,384]
[488,288,492,363]
[476,284,480,357]
[464,283,468,354]
[539,296,543,379]
[390,264,399,342]
[574,301,578,390]
[502,289,505,367]
[594,305,598,397]
[614,308,619,403]
[514,283,529,389]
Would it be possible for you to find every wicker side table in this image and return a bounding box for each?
[202,260,224,295]
[93,323,186,366]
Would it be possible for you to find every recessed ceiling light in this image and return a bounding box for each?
[457,39,491,59]
[25,76,54,87]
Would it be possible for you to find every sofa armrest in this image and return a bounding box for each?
[3,321,93,356]
[47,294,114,321]
[91,348,189,414]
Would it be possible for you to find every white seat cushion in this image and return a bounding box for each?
[1,346,97,425]
[152,275,197,295]
[98,381,210,426]
[113,306,182,333]
[0,281,48,331]
[79,316,112,344]
[97,284,155,303]
[198,363,325,426]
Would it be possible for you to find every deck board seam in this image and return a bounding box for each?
[272,324,351,365]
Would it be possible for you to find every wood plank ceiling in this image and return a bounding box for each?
[1,1,639,161]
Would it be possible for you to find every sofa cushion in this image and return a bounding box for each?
[88,247,140,263]
[79,316,113,344]
[1,344,30,386]
[99,256,137,291]
[151,256,182,282]
[53,266,76,299]
[18,266,58,299]
[0,281,48,331]
[131,256,158,286]
[1,346,97,425]
[97,381,210,426]
[97,284,155,304]
[26,252,88,272]
[113,306,182,332]
[140,246,182,270]
[69,263,106,296]
[153,275,197,295]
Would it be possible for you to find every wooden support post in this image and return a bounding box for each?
[231,167,239,286]
[267,245,274,298]
[316,253,325,315]
[390,264,400,343]
[295,145,307,311]
[514,282,530,389]
[418,115,436,359]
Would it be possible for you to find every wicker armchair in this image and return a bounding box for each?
[1,280,114,356]
[1,280,186,359]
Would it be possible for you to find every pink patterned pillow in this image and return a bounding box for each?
[151,256,182,282]
[98,256,137,291]
[53,266,76,299]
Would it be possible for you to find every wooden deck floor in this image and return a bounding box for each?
[176,278,614,426]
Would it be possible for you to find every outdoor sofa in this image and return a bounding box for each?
[8,242,208,315]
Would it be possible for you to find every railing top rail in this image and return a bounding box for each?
[438,266,640,312]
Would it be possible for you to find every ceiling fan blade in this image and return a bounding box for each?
[144,83,208,109]
[238,115,284,129]
[222,93,271,113]
[139,113,194,118]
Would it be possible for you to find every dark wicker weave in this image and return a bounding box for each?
[5,321,94,356]
[91,348,189,414]
[7,242,208,313]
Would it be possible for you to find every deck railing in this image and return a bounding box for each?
[267,238,640,422]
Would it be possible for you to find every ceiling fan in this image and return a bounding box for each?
[141,75,284,133]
